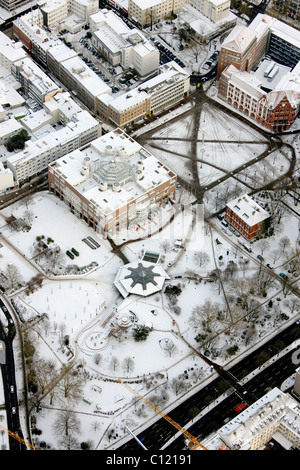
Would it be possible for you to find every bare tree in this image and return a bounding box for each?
[256,238,270,255]
[56,368,84,403]
[122,356,135,374]
[53,409,81,438]
[23,209,34,226]
[170,377,186,396]
[2,263,23,291]
[279,236,291,255]
[94,353,102,366]
[110,356,119,372]
[189,299,221,333]
[164,339,177,357]
[193,251,210,268]
[160,240,171,254]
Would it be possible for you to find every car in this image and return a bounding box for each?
[12,407,16,414]
[10,385,14,393]
[266,263,273,270]
[235,402,247,413]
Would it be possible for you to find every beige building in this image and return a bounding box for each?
[98,61,190,128]
[48,128,177,238]
[90,9,159,76]
[128,0,188,27]
[189,0,231,22]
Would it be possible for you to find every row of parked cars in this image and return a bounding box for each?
[201,51,219,71]
[150,38,185,68]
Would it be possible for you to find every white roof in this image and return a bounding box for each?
[0,118,22,137]
[222,25,257,53]
[130,0,163,10]
[0,31,28,65]
[47,43,78,63]
[114,260,169,297]
[226,194,269,226]
[14,57,60,96]
[50,128,175,212]
[60,56,111,97]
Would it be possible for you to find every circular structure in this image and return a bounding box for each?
[114,260,169,297]
[116,313,132,328]
[94,157,132,187]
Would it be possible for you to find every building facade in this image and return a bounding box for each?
[90,9,159,76]
[98,61,189,127]
[48,128,177,238]
[189,0,230,22]
[128,0,188,27]
[218,64,300,131]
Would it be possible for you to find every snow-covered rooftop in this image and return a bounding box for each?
[0,31,27,65]
[206,388,300,450]
[59,56,111,98]
[226,194,269,226]
[49,128,176,213]
[221,25,257,54]
[114,259,169,297]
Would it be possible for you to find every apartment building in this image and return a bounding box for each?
[40,0,69,28]
[128,0,188,27]
[204,388,300,450]
[46,47,111,114]
[128,0,230,26]
[219,63,300,132]
[13,17,61,66]
[0,31,27,72]
[48,128,177,238]
[218,13,300,131]
[217,26,259,80]
[97,61,190,127]
[0,0,31,11]
[189,0,230,22]
[6,96,101,183]
[224,194,270,240]
[90,9,159,76]
[0,118,22,146]
[39,0,98,29]
[11,57,62,106]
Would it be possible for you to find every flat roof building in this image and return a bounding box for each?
[90,9,159,76]
[7,103,101,183]
[204,388,300,450]
[48,128,177,238]
[11,57,62,106]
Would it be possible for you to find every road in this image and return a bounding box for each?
[0,299,25,450]
[117,321,300,450]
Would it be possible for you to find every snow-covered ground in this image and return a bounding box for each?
[0,168,299,450]
[1,17,300,448]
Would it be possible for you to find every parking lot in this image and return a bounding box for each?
[150,38,185,68]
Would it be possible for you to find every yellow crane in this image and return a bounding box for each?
[0,424,39,450]
[118,378,207,450]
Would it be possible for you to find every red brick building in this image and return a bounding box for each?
[225,194,270,240]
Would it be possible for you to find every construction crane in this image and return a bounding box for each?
[0,424,39,450]
[118,378,207,450]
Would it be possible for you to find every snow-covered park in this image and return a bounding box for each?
[0,172,299,450]
[0,72,300,449]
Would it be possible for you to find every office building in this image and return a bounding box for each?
[48,128,177,238]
